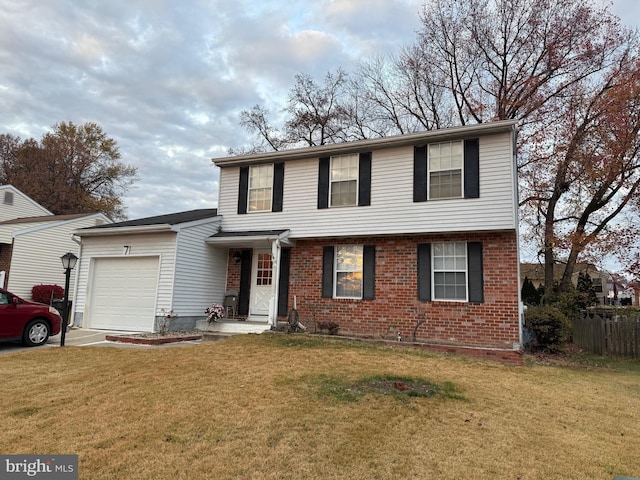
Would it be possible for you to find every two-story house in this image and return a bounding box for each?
[209,120,522,362]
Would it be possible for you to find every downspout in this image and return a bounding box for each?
[69,234,82,327]
[512,123,524,350]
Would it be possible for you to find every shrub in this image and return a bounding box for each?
[524,305,572,353]
[31,284,64,304]
[316,321,340,335]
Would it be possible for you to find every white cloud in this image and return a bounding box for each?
[0,0,636,219]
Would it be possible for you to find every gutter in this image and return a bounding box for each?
[74,224,174,237]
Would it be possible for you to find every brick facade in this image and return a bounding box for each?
[225,231,521,356]
[0,243,12,289]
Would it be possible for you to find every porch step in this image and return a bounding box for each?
[196,319,271,335]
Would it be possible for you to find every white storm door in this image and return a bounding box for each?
[249,250,273,319]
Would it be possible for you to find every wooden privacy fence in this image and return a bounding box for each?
[573,312,640,358]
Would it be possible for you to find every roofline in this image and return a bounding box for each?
[0,184,53,215]
[74,224,174,237]
[9,213,111,237]
[205,229,292,246]
[212,120,518,167]
[74,214,221,237]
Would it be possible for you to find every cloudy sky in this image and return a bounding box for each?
[1,0,639,220]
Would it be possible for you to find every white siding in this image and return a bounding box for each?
[217,132,517,238]
[0,221,46,244]
[74,233,178,321]
[6,216,102,300]
[0,186,51,222]
[172,220,227,316]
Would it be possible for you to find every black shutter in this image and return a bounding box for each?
[273,162,284,212]
[238,166,249,214]
[467,242,484,303]
[413,146,428,202]
[318,157,330,209]
[238,250,252,315]
[322,246,334,298]
[358,152,372,207]
[363,245,375,299]
[277,248,290,316]
[417,243,432,301]
[464,138,480,198]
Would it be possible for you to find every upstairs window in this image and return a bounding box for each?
[428,141,463,199]
[248,164,273,212]
[330,154,358,207]
[413,138,479,202]
[318,153,371,209]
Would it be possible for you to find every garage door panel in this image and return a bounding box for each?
[89,257,160,331]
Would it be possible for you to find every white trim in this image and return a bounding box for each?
[333,245,364,299]
[427,140,464,200]
[10,213,111,237]
[431,241,468,302]
[329,154,359,207]
[248,163,274,213]
[213,119,518,166]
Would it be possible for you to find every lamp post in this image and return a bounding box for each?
[60,252,78,347]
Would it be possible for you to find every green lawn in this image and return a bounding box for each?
[1,334,639,479]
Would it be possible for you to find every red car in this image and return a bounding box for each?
[0,288,62,347]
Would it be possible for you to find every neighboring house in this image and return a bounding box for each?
[209,120,522,361]
[520,262,611,304]
[0,213,111,300]
[72,209,222,332]
[0,185,52,223]
[0,185,53,288]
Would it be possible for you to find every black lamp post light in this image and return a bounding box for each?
[60,252,78,347]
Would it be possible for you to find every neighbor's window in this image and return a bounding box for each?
[248,164,273,212]
[330,154,358,207]
[335,245,363,298]
[428,141,463,199]
[432,242,467,301]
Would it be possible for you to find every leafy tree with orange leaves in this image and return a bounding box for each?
[0,121,137,220]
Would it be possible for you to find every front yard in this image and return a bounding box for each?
[1,334,639,479]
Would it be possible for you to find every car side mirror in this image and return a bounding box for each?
[12,297,18,306]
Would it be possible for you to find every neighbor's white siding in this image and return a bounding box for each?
[74,232,177,321]
[172,219,227,316]
[0,186,51,222]
[217,132,517,238]
[6,216,103,300]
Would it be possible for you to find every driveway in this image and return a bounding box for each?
[0,327,201,354]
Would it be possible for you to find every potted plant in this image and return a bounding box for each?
[205,303,225,323]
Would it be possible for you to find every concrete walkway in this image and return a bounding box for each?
[0,327,202,354]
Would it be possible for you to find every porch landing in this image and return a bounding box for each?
[195,319,271,335]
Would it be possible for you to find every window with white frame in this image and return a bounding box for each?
[335,245,363,298]
[428,141,463,199]
[330,154,358,207]
[432,242,467,301]
[248,164,273,212]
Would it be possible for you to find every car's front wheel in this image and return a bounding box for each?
[22,319,50,347]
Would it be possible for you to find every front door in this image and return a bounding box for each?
[249,249,273,320]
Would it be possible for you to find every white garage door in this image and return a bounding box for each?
[88,256,160,331]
